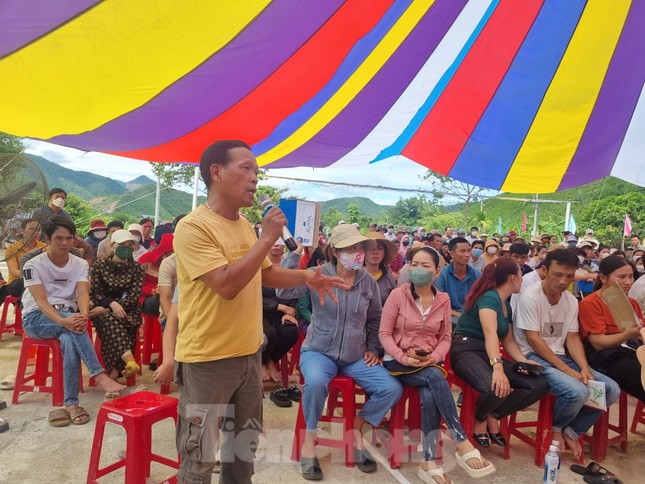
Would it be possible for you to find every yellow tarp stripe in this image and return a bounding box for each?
[0,0,269,138]
[256,0,434,167]
[502,0,631,193]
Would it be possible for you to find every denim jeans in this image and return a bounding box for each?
[385,361,467,461]
[299,350,402,431]
[527,353,621,439]
[23,309,104,406]
[449,336,547,422]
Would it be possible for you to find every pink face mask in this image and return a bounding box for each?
[338,249,365,271]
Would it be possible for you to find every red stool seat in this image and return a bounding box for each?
[630,399,645,433]
[584,391,628,462]
[374,385,423,469]
[87,390,179,483]
[508,393,584,467]
[12,336,83,407]
[0,295,22,340]
[446,367,510,459]
[291,375,357,467]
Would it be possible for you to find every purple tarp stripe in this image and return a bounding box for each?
[0,0,101,59]
[269,0,467,168]
[50,0,344,151]
[558,0,645,190]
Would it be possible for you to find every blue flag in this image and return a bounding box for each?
[568,215,577,235]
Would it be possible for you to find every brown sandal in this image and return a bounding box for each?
[48,408,71,427]
[69,406,90,425]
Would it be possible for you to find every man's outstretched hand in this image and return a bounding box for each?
[305,267,349,305]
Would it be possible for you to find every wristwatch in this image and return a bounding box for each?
[489,357,502,366]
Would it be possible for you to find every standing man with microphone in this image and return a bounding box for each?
[173,140,347,484]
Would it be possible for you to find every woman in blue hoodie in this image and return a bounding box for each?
[278,224,402,481]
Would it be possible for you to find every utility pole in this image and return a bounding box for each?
[192,165,200,210]
[532,194,539,236]
[495,196,578,235]
[154,173,161,226]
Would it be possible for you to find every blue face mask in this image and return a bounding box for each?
[472,248,483,257]
[410,268,434,287]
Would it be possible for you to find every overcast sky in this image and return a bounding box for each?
[24,139,440,206]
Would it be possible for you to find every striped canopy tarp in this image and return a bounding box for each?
[1,0,643,193]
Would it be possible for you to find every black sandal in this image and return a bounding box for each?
[269,388,292,407]
[473,433,490,447]
[286,385,302,402]
[301,456,323,481]
[571,462,623,484]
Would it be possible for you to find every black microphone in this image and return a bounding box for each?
[257,195,298,252]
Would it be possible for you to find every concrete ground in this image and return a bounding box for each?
[0,309,643,484]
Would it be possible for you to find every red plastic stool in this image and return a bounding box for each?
[374,385,424,468]
[584,391,628,461]
[291,375,357,467]
[630,399,645,433]
[508,393,584,467]
[0,295,22,340]
[12,336,84,406]
[86,391,179,483]
[446,367,510,459]
[141,312,162,365]
[278,329,306,387]
[89,334,138,387]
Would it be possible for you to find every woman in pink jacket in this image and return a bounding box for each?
[380,247,495,483]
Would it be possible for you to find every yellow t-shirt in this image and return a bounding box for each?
[6,240,47,283]
[174,205,271,362]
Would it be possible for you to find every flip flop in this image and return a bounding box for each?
[0,375,15,390]
[48,408,71,427]
[571,462,623,484]
[455,449,496,480]
[418,465,451,484]
[104,390,121,401]
[69,406,90,425]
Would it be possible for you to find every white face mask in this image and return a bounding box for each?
[578,256,585,264]
[599,252,609,259]
[93,230,107,240]
[51,197,65,208]
[132,235,142,244]
[486,246,498,255]
[638,266,645,274]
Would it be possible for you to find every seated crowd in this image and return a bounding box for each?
[1,194,184,425]
[3,195,645,483]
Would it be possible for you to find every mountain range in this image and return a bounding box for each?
[27,153,645,237]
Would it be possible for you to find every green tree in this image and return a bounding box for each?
[65,194,100,236]
[386,195,436,228]
[422,170,486,230]
[0,132,24,154]
[322,207,346,228]
[578,192,645,247]
[347,203,371,230]
[149,162,197,188]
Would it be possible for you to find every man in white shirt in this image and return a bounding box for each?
[514,249,620,458]
[22,217,124,426]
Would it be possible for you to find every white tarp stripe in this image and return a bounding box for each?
[610,83,645,185]
[332,0,495,169]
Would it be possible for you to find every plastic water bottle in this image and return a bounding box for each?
[543,444,560,483]
[551,440,561,458]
